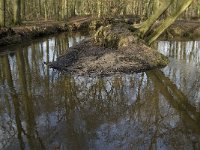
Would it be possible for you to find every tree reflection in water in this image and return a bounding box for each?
[158,40,200,105]
[0,34,199,150]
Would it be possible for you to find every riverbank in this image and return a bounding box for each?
[163,20,200,39]
[1,16,200,47]
[0,16,92,47]
[0,21,68,46]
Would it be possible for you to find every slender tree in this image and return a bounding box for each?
[138,0,173,37]
[44,0,48,21]
[0,0,5,27]
[0,0,198,28]
[13,0,21,24]
[21,0,25,19]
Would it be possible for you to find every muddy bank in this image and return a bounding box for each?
[47,23,168,76]
[0,21,69,46]
[0,16,92,47]
[91,18,200,39]
[1,16,199,47]
[0,17,92,47]
[162,20,200,39]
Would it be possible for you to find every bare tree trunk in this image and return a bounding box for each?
[61,0,66,20]
[71,0,77,17]
[21,0,25,20]
[0,0,5,27]
[138,0,172,37]
[147,0,193,45]
[44,0,47,21]
[38,0,41,17]
[13,0,21,24]
[97,0,102,18]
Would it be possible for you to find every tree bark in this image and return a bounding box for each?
[21,0,25,20]
[44,0,47,21]
[138,0,173,37]
[97,0,102,18]
[146,0,194,45]
[0,0,5,27]
[13,0,21,25]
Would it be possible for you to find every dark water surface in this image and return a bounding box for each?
[0,33,199,150]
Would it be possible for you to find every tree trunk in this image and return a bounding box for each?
[97,0,102,18]
[38,0,41,17]
[138,0,172,37]
[146,0,193,45]
[44,0,47,21]
[21,0,25,20]
[13,0,21,25]
[61,0,66,20]
[0,0,5,27]
[71,0,77,17]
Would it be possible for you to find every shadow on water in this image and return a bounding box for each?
[0,33,200,150]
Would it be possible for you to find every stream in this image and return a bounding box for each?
[0,32,199,150]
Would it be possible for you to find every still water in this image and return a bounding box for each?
[0,32,199,150]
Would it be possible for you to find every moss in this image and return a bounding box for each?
[95,23,137,49]
[94,25,120,48]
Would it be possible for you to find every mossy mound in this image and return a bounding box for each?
[94,23,136,48]
[48,23,169,76]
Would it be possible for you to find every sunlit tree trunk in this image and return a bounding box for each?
[147,0,194,45]
[61,0,67,20]
[44,0,47,21]
[196,1,200,16]
[138,0,172,37]
[0,0,5,27]
[66,0,69,19]
[97,0,102,17]
[38,0,41,17]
